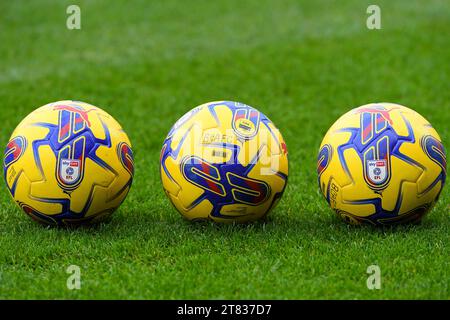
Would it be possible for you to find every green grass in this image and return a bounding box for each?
[0,0,449,299]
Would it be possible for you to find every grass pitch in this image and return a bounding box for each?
[0,0,449,299]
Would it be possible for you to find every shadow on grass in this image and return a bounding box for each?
[106,207,443,239]
[11,205,443,245]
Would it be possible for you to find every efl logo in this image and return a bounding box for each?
[59,159,81,185]
[366,159,388,185]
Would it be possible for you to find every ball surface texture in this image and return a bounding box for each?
[160,101,289,223]
[318,103,446,225]
[4,101,134,226]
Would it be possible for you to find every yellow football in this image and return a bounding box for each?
[160,101,289,223]
[3,100,134,226]
[318,103,446,225]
